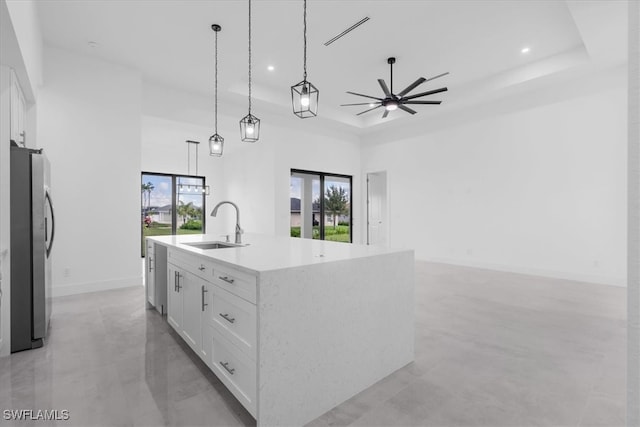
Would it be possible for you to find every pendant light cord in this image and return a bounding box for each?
[214,28,218,134]
[303,0,307,81]
[248,0,252,114]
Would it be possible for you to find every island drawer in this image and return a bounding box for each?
[168,248,215,282]
[209,285,257,360]
[206,325,257,417]
[212,264,256,304]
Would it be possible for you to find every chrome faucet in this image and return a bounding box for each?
[210,201,243,244]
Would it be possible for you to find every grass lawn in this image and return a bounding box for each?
[290,225,350,243]
[141,223,202,256]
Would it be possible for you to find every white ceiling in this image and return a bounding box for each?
[36,0,627,133]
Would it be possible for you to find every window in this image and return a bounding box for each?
[290,169,352,243]
[141,172,207,256]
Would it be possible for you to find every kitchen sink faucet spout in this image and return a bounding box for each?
[210,201,243,244]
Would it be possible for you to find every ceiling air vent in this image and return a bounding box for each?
[324,17,370,46]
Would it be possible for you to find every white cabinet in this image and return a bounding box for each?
[146,240,167,314]
[167,264,183,331]
[145,241,155,305]
[9,70,26,146]
[164,247,258,417]
[181,271,203,351]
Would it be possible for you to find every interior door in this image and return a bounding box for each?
[367,171,388,246]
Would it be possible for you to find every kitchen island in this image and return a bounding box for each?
[146,233,414,427]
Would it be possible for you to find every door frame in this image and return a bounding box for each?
[366,171,388,246]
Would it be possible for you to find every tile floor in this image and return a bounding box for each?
[0,261,626,427]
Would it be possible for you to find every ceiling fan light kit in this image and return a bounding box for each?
[291,0,319,118]
[341,57,449,119]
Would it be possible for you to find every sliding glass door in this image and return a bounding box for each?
[290,169,352,243]
[141,172,206,256]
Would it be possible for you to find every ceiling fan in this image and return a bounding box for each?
[341,57,448,118]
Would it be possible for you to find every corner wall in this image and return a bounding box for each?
[37,47,142,296]
[362,83,627,286]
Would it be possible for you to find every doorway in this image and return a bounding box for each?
[367,171,388,246]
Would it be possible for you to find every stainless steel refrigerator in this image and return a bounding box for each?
[10,144,55,353]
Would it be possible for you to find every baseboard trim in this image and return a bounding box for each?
[52,276,143,297]
[420,256,626,287]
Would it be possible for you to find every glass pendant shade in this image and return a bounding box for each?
[291,80,319,118]
[209,133,224,156]
[240,113,260,142]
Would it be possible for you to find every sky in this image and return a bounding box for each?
[142,174,205,208]
[290,176,350,201]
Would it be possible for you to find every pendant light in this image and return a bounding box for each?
[240,0,260,142]
[291,0,318,118]
[209,24,224,156]
[184,140,210,195]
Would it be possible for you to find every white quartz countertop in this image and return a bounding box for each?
[148,233,412,274]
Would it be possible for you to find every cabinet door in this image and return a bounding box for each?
[199,282,214,360]
[146,242,155,305]
[181,271,202,352]
[167,264,183,332]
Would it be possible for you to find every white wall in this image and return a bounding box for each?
[362,85,627,286]
[37,47,142,296]
[221,122,362,243]
[141,81,362,242]
[0,66,12,356]
[2,0,42,100]
[140,114,229,236]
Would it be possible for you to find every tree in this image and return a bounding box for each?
[324,185,349,229]
[141,181,154,214]
[177,200,193,225]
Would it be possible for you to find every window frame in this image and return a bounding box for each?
[290,168,353,243]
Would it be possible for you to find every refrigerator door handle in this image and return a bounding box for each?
[45,190,55,258]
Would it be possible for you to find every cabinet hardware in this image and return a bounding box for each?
[219,276,235,284]
[202,285,208,311]
[174,271,178,291]
[149,257,153,272]
[176,272,182,292]
[220,361,235,375]
[219,313,236,324]
[198,264,206,271]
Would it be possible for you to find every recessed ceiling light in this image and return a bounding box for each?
[267,65,275,71]
[521,47,530,54]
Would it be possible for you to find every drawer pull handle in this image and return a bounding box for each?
[198,265,206,271]
[219,313,235,324]
[202,286,208,311]
[148,257,153,272]
[220,361,235,375]
[175,272,182,292]
[219,276,235,284]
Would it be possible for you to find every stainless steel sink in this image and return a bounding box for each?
[182,241,240,250]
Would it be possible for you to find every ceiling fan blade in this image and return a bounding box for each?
[382,109,389,119]
[346,91,382,101]
[341,102,380,106]
[378,79,392,97]
[356,105,383,116]
[403,87,448,101]
[403,100,442,104]
[398,105,417,115]
[397,77,426,97]
[424,72,449,84]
